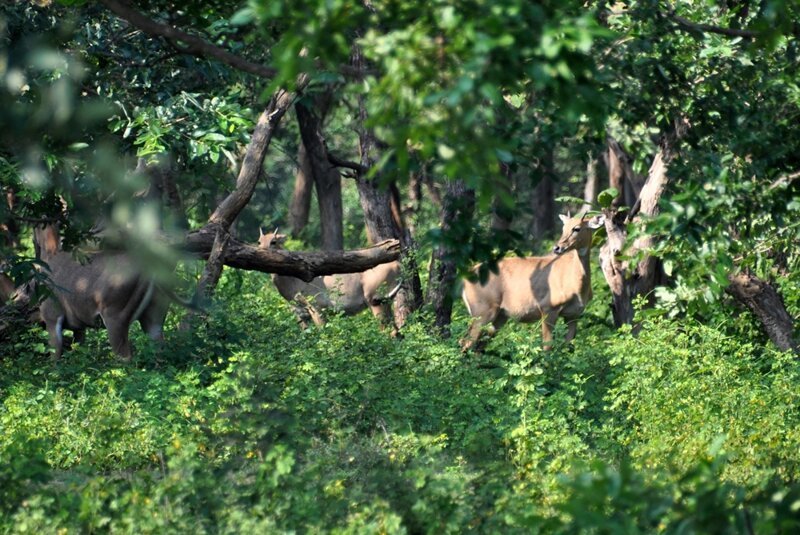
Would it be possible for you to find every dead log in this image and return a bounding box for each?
[184,225,400,282]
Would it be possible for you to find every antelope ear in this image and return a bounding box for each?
[558,214,569,224]
[35,224,61,256]
[259,227,264,238]
[587,214,606,229]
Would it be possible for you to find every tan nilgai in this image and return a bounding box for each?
[258,229,401,330]
[461,213,604,351]
[34,224,170,359]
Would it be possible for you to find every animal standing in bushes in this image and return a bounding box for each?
[461,213,605,352]
[258,229,401,332]
[33,224,172,360]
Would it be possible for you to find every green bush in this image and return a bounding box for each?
[1,271,799,532]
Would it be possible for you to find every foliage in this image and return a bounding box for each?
[2,0,800,531]
[1,272,799,532]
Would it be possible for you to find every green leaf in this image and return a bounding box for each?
[597,187,619,208]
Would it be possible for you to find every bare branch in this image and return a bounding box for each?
[98,0,378,80]
[328,152,368,174]
[769,170,800,190]
[98,0,278,79]
[670,14,758,39]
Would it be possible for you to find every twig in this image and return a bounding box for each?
[670,13,758,39]
[98,0,278,79]
[769,170,800,190]
[327,152,368,174]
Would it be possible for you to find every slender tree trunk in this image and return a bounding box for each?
[288,143,313,238]
[429,180,475,337]
[491,162,514,232]
[290,90,337,240]
[532,149,556,241]
[726,271,797,353]
[296,100,343,250]
[404,170,423,235]
[0,187,20,249]
[582,152,600,212]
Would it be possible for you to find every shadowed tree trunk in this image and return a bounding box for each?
[491,162,514,232]
[429,180,475,337]
[531,149,556,242]
[352,47,422,326]
[726,271,797,353]
[288,143,313,238]
[0,187,20,250]
[296,99,343,250]
[354,121,423,325]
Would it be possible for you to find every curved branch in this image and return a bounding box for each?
[98,0,278,79]
[671,14,758,39]
[327,151,368,175]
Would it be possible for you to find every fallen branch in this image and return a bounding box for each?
[183,225,401,282]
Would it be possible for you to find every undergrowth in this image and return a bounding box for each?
[0,271,799,533]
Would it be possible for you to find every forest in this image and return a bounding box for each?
[1,0,799,532]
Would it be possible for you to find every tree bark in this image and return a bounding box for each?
[184,226,400,281]
[429,180,475,337]
[288,143,313,238]
[491,162,514,232]
[582,153,600,212]
[531,149,556,241]
[296,100,343,250]
[352,47,423,326]
[726,271,797,353]
[599,119,687,327]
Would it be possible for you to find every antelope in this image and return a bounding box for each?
[33,224,172,360]
[460,213,605,352]
[258,229,401,331]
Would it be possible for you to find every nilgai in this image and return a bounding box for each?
[461,213,605,352]
[258,229,401,331]
[34,224,172,360]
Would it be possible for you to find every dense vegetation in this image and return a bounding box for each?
[2,273,800,532]
[2,0,800,532]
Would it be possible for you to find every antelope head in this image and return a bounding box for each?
[552,213,605,256]
[258,227,288,249]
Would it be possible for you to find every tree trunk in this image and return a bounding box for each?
[289,90,335,239]
[599,119,687,327]
[726,271,797,353]
[531,149,556,241]
[491,162,514,232]
[0,187,20,250]
[296,100,343,250]
[353,48,422,326]
[429,180,475,337]
[288,143,313,238]
[582,153,600,212]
